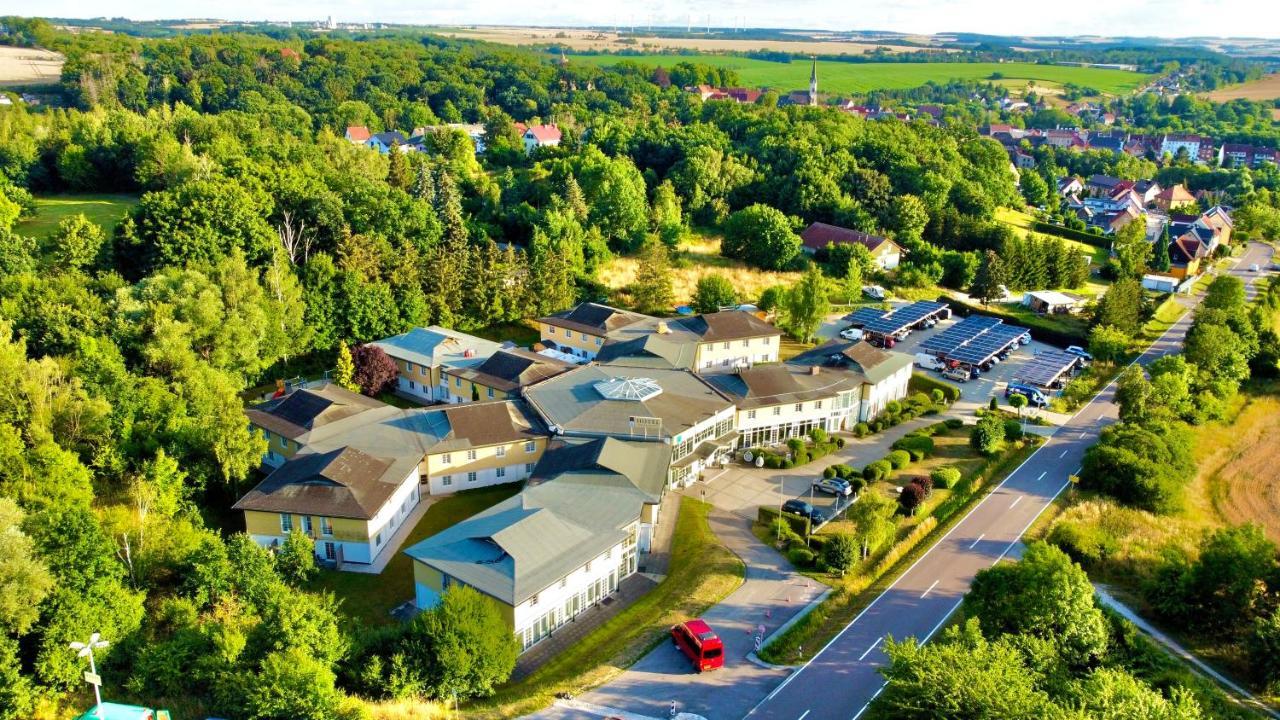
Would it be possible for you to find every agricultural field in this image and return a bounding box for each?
[571,55,1154,95]
[433,26,925,55]
[1204,72,1280,102]
[1199,386,1280,541]
[16,194,139,238]
[599,232,802,306]
[0,45,63,86]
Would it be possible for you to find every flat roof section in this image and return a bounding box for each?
[1014,350,1081,388]
[861,301,948,337]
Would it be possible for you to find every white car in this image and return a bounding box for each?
[862,285,887,301]
[1250,263,1260,273]
[840,327,864,341]
[1065,345,1094,361]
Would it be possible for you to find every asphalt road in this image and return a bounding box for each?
[746,241,1275,720]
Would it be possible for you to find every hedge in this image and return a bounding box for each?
[759,505,810,536]
[930,466,962,489]
[887,450,912,470]
[826,463,857,480]
[863,460,893,482]
[1003,418,1025,441]
[909,373,961,403]
[892,435,935,460]
[1031,220,1111,248]
[788,547,816,567]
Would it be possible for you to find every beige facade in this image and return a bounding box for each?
[254,426,301,467]
[422,436,548,495]
[539,322,605,359]
[693,334,781,371]
[439,369,512,403]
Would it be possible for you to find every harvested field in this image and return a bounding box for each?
[598,233,801,307]
[1200,390,1280,541]
[1204,73,1280,102]
[433,26,925,55]
[0,45,63,86]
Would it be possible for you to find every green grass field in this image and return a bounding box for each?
[17,193,139,238]
[573,56,1153,96]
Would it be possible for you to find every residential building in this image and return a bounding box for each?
[600,310,784,373]
[1168,232,1207,280]
[413,400,550,495]
[538,302,655,360]
[1134,179,1163,205]
[1200,205,1234,246]
[1085,175,1130,197]
[1160,134,1214,164]
[1057,176,1084,199]
[366,130,409,154]
[411,123,487,154]
[787,340,914,422]
[523,363,738,487]
[799,222,904,269]
[441,348,574,403]
[371,326,504,403]
[516,123,561,154]
[405,438,666,651]
[345,126,372,143]
[245,382,386,469]
[1153,183,1196,212]
[1218,143,1278,169]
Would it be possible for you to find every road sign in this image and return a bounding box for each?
[83,671,101,686]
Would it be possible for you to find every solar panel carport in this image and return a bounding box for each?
[920,316,1000,356]
[950,325,1027,366]
[861,301,948,338]
[844,307,888,327]
[1014,350,1081,389]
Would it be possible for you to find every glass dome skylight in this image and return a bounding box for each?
[593,377,663,401]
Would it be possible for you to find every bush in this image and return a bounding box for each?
[930,467,962,490]
[829,463,856,479]
[853,422,870,438]
[887,450,912,469]
[931,389,946,405]
[809,427,829,445]
[910,373,961,403]
[870,420,883,433]
[759,505,810,536]
[1003,418,1024,441]
[835,437,846,449]
[892,435,935,460]
[944,418,964,430]
[885,400,902,415]
[864,460,893,482]
[788,547,816,567]
[823,465,837,479]
[970,415,1006,456]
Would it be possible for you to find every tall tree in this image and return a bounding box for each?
[692,273,737,314]
[969,250,1008,305]
[783,265,829,343]
[1111,220,1151,280]
[1153,224,1172,272]
[630,240,674,315]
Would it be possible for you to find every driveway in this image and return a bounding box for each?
[528,507,824,720]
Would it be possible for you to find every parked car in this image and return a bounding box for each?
[1065,345,1094,361]
[671,619,725,672]
[782,499,829,524]
[1250,263,1261,273]
[1005,382,1049,407]
[870,335,896,349]
[862,285,887,301]
[839,327,864,341]
[915,353,945,371]
[943,366,970,383]
[813,477,853,496]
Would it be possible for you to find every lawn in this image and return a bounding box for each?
[471,320,541,348]
[468,497,744,718]
[573,56,1154,96]
[307,485,521,629]
[17,193,139,238]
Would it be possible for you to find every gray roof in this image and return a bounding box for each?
[524,364,732,440]
[369,326,503,371]
[595,333,699,369]
[245,383,385,440]
[540,303,654,337]
[445,348,573,393]
[530,436,671,504]
[232,446,418,520]
[790,340,914,384]
[702,363,869,409]
[404,478,649,605]
[605,310,781,348]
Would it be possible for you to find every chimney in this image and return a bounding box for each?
[809,366,821,376]
[656,321,670,334]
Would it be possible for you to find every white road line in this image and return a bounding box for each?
[1010,496,1022,509]
[1058,449,1068,458]
[850,683,888,720]
[857,636,883,661]
[921,580,939,598]
[798,711,810,720]
[1073,466,1082,476]
[1078,431,1087,439]
[1035,471,1046,482]
[969,533,985,549]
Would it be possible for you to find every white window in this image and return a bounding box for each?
[375,532,383,546]
[408,380,416,389]
[320,517,332,536]
[442,475,453,486]
[279,435,288,449]
[467,471,477,482]
[722,342,730,349]
[441,453,451,464]
[581,332,589,341]
[280,513,292,533]
[420,366,428,376]
[454,377,462,387]
[595,337,602,346]
[323,541,336,560]
[747,410,757,419]
[773,407,781,416]
[525,463,535,473]
[530,593,539,606]
[585,561,592,572]
[794,403,803,412]
[301,516,313,535]
[524,441,536,453]
[487,387,495,399]
[467,449,477,461]
[496,445,506,458]
[497,467,506,478]
[560,578,567,589]
[742,339,750,347]
[816,400,823,409]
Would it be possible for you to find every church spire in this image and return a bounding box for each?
[808,56,818,106]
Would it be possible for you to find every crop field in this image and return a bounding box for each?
[571,55,1153,95]
[1199,388,1280,541]
[1204,73,1280,102]
[0,45,63,86]
[433,26,925,55]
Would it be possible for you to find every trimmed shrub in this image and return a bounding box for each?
[885,400,902,415]
[849,477,867,494]
[759,505,809,536]
[1003,418,1025,441]
[786,437,806,455]
[853,422,870,438]
[788,547,816,567]
[892,435,935,460]
[809,427,829,445]
[944,418,965,430]
[829,463,856,479]
[823,465,837,479]
[887,450,912,469]
[870,420,884,433]
[931,388,946,405]
[989,396,999,411]
[864,460,893,482]
[910,372,961,403]
[930,466,962,490]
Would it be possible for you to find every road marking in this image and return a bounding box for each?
[857,636,882,661]
[1078,431,1087,439]
[969,533,985,548]
[1035,471,1046,482]
[1059,449,1068,458]
[1073,466,1082,476]
[851,683,888,720]
[798,711,810,720]
[921,580,939,598]
[1010,496,1022,509]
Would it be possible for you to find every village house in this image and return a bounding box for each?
[371,326,504,403]
[440,348,574,403]
[538,302,656,361]
[344,125,372,144]
[515,122,562,154]
[599,310,784,373]
[1153,183,1197,212]
[800,221,904,269]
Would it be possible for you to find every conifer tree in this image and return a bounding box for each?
[334,341,359,392]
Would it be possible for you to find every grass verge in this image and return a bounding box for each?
[759,437,1043,664]
[466,497,744,718]
[17,193,139,238]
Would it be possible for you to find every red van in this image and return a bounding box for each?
[671,618,724,672]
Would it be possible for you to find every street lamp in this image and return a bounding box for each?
[70,633,109,719]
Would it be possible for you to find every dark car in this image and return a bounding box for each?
[782,499,829,524]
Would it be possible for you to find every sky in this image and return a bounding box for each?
[6,0,1280,39]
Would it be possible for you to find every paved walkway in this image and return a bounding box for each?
[1094,585,1280,720]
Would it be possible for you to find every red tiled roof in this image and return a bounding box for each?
[800,222,895,254]
[345,126,372,142]
[524,124,562,143]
